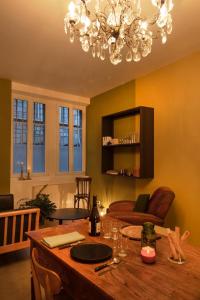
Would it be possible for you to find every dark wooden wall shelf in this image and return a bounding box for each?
[102,106,154,179]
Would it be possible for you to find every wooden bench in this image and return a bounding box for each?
[0,208,40,254]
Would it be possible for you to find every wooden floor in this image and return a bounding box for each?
[0,249,31,300]
[0,219,63,300]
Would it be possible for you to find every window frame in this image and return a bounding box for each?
[11,92,87,179]
[55,101,86,176]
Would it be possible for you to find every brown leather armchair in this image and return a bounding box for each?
[107,187,175,226]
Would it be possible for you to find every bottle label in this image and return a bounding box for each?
[96,222,101,233]
[88,221,101,234]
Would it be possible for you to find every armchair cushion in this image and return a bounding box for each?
[107,200,135,213]
[133,194,150,213]
[108,211,163,226]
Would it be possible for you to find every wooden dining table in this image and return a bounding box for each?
[26,218,200,300]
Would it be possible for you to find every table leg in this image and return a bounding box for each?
[59,220,63,225]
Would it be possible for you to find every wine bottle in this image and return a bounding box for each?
[89,196,100,236]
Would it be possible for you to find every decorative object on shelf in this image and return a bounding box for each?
[103,135,139,146]
[167,227,190,264]
[102,136,112,145]
[141,246,156,264]
[18,185,57,224]
[132,168,140,177]
[106,170,119,175]
[119,169,127,176]
[111,138,119,145]
[141,222,157,249]
[64,0,174,65]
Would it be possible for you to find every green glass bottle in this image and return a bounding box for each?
[141,222,156,249]
[89,196,100,236]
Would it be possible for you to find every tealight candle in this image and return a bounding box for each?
[141,246,156,264]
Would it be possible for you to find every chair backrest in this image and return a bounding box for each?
[76,177,92,197]
[147,187,175,219]
[31,248,63,300]
[0,208,40,254]
[0,194,14,211]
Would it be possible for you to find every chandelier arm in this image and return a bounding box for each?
[119,5,127,26]
[96,13,112,38]
[80,0,90,16]
[148,13,160,26]
[107,0,118,27]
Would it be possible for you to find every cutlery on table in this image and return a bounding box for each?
[95,257,120,272]
[58,241,82,250]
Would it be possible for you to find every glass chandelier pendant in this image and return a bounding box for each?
[64,0,174,65]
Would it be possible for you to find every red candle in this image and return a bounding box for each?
[141,246,156,264]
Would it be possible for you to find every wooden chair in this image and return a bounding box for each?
[31,248,68,300]
[74,176,92,210]
[0,208,40,254]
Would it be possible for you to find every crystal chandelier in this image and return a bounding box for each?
[64,0,174,65]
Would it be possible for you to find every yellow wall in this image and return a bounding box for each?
[87,52,200,245]
[87,81,137,208]
[135,52,200,245]
[0,79,11,193]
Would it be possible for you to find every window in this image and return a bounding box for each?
[73,109,82,171]
[13,99,28,173]
[33,103,45,173]
[59,107,69,172]
[12,86,86,178]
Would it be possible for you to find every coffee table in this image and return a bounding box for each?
[49,208,90,225]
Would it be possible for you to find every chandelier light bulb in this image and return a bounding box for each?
[64,0,174,65]
[68,2,76,20]
[151,0,158,7]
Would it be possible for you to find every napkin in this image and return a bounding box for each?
[42,231,85,248]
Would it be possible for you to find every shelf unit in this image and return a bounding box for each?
[102,106,154,178]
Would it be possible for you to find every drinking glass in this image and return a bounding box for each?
[112,226,119,258]
[118,234,128,257]
[102,219,112,239]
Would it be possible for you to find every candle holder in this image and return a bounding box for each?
[19,162,25,180]
[26,169,32,180]
[168,256,186,265]
[167,227,190,265]
[141,246,156,264]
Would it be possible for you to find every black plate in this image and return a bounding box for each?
[70,242,112,263]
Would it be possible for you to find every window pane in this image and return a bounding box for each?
[33,102,45,173]
[13,99,28,173]
[59,107,69,172]
[73,109,82,171]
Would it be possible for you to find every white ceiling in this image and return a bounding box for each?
[0,0,200,98]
